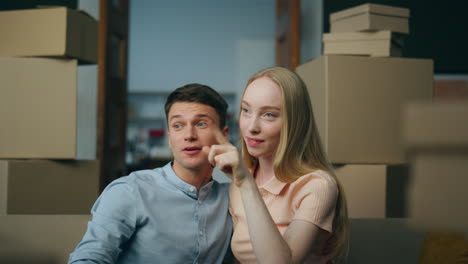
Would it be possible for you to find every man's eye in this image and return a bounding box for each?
[241,108,249,113]
[172,124,181,129]
[197,122,207,127]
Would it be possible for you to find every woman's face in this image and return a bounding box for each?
[239,76,282,159]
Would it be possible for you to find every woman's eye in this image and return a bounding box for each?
[241,108,249,114]
[264,112,276,118]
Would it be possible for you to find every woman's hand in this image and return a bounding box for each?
[203,129,250,186]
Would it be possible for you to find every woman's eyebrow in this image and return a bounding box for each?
[242,100,280,110]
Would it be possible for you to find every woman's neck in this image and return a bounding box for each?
[255,156,276,186]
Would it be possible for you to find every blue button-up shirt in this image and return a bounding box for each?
[69,163,233,264]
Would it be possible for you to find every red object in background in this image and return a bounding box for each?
[434,80,468,99]
[149,129,165,138]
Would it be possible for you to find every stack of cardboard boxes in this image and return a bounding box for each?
[0,7,98,262]
[403,101,468,262]
[403,101,468,233]
[323,3,409,57]
[296,3,434,219]
[298,3,468,261]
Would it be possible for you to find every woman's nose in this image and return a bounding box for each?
[248,117,261,134]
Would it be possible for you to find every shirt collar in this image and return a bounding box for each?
[162,162,214,199]
[252,164,288,195]
[258,174,287,195]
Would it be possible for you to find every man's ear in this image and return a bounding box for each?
[222,126,229,139]
[167,130,172,149]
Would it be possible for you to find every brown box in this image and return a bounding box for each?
[0,215,90,263]
[330,3,410,34]
[403,101,468,149]
[323,31,403,57]
[335,164,409,218]
[0,160,99,214]
[0,7,97,63]
[403,101,468,233]
[0,57,97,159]
[296,55,433,164]
[408,152,468,234]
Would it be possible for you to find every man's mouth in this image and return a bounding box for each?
[183,146,202,154]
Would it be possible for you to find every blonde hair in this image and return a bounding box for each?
[240,66,349,262]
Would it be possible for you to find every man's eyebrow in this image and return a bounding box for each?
[169,114,215,122]
[195,114,214,120]
[169,114,182,122]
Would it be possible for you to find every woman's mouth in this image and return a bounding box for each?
[246,137,264,147]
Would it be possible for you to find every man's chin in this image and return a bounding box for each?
[175,160,211,171]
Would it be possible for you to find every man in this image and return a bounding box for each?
[69,84,233,263]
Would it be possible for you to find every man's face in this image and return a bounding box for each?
[167,102,227,173]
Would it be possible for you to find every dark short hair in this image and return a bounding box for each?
[164,83,228,128]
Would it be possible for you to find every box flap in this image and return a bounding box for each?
[323,31,392,41]
[36,5,96,20]
[330,3,410,22]
[323,30,404,47]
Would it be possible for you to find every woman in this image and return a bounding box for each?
[206,66,348,263]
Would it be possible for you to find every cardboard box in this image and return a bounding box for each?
[0,7,97,64]
[408,152,468,234]
[323,31,403,57]
[0,160,99,215]
[403,101,468,149]
[0,215,90,264]
[403,101,468,233]
[296,55,433,164]
[330,3,410,34]
[0,57,97,159]
[335,164,409,218]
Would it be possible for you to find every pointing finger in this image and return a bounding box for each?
[212,127,228,145]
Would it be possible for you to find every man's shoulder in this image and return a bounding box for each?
[107,167,165,191]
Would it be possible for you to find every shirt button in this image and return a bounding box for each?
[189,186,196,192]
[199,231,203,236]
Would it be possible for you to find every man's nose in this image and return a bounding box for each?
[184,126,197,141]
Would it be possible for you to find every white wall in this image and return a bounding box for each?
[128,0,276,94]
[78,0,99,20]
[300,0,323,63]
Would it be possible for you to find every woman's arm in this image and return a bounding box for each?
[205,130,330,264]
[237,174,330,264]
